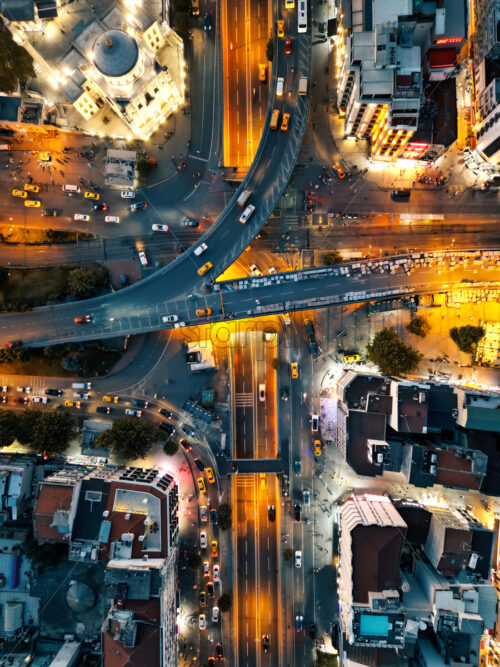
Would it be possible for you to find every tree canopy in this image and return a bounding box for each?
[218,593,232,612]
[67,264,109,298]
[218,503,232,531]
[266,38,274,62]
[0,20,36,94]
[163,439,179,456]
[449,325,485,353]
[366,327,422,376]
[323,250,343,266]
[406,315,430,338]
[96,416,161,460]
[0,408,75,454]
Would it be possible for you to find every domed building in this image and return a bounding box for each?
[92,30,142,85]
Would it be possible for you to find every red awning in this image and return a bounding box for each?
[428,48,457,68]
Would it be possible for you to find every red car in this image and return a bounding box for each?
[74,315,92,324]
[180,438,192,451]
[13,397,28,404]
[285,38,292,54]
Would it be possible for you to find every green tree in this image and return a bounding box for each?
[323,250,343,266]
[0,19,36,94]
[173,11,191,36]
[449,325,485,353]
[22,527,67,570]
[218,593,232,612]
[172,0,189,11]
[163,439,179,456]
[67,264,108,298]
[0,410,17,448]
[284,547,293,562]
[96,416,161,460]
[366,328,422,376]
[30,411,75,455]
[316,649,339,667]
[15,410,41,445]
[407,315,430,338]
[218,503,232,531]
[271,358,281,371]
[266,37,274,61]
[188,551,202,570]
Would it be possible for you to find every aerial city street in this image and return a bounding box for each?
[0,0,499,665]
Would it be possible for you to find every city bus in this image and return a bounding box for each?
[298,0,307,32]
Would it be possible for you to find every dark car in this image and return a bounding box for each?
[159,408,173,419]
[207,581,214,598]
[268,504,275,521]
[183,217,199,227]
[215,643,223,660]
[294,504,301,522]
[179,438,191,451]
[45,388,63,396]
[331,621,339,648]
[194,458,205,471]
[262,635,270,653]
[181,424,195,437]
[309,623,317,640]
[294,459,302,476]
[42,208,60,216]
[129,201,148,212]
[203,11,212,31]
[96,406,110,414]
[92,202,108,211]
[132,399,149,408]
[280,386,289,401]
[159,422,175,435]
[210,508,217,526]
[295,615,303,632]
[391,188,411,200]
[199,591,206,607]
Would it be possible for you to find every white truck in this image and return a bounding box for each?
[298,77,308,95]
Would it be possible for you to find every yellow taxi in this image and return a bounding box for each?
[103,395,119,403]
[211,540,218,558]
[64,400,81,408]
[344,354,360,363]
[197,261,213,276]
[191,0,199,14]
[206,467,215,484]
[25,200,41,207]
[260,473,266,489]
[24,184,40,193]
[39,152,51,161]
[277,20,285,38]
[196,308,212,316]
[12,189,27,198]
[281,113,290,131]
[197,477,206,494]
[259,63,267,82]
[285,0,295,7]
[84,191,99,200]
[314,439,322,457]
[332,162,347,179]
[291,361,299,379]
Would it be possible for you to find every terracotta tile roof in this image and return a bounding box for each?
[103,599,161,667]
[33,483,75,541]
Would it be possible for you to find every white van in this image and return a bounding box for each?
[239,204,255,224]
[298,77,308,95]
[72,382,92,389]
[194,243,208,257]
[276,77,284,96]
[237,190,251,207]
[62,184,80,193]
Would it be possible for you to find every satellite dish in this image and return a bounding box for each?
[419,621,427,631]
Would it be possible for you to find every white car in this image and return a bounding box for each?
[200,531,207,549]
[268,266,277,274]
[203,560,210,577]
[200,506,208,523]
[73,392,89,400]
[152,224,169,232]
[213,564,220,583]
[138,251,148,267]
[239,204,255,224]
[295,550,302,568]
[74,214,90,221]
[17,386,31,393]
[32,396,48,404]
[303,490,310,507]
[212,606,220,623]
[0,386,7,392]
[162,314,178,323]
[121,191,135,198]
[249,264,262,277]
[259,383,266,402]
[276,76,284,96]
[193,242,208,257]
[125,408,142,417]
[199,614,206,630]
[105,215,120,223]
[311,414,319,432]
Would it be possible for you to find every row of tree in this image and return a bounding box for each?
[0,409,75,454]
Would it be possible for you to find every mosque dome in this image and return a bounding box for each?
[93,29,139,78]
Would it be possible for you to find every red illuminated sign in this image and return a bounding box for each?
[435,37,462,45]
[401,142,429,159]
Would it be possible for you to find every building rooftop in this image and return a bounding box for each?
[390,382,429,434]
[93,30,139,78]
[102,598,161,667]
[346,411,387,476]
[34,482,76,542]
